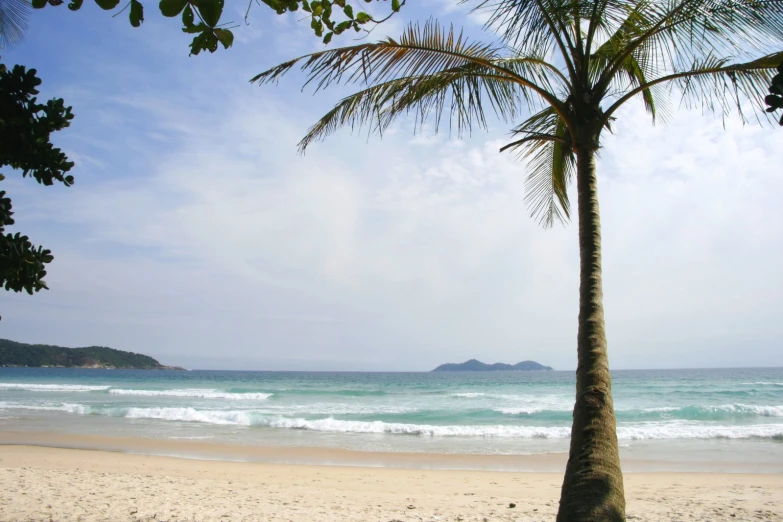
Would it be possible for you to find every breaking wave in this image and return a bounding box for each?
[108,389,273,400]
[0,383,110,392]
[3,401,782,441]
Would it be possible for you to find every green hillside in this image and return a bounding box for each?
[0,338,179,369]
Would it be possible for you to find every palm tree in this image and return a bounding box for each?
[253,1,782,520]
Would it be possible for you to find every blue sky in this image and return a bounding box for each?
[1,0,781,370]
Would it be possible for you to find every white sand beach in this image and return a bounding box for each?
[1,445,781,522]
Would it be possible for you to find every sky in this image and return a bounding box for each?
[1,0,781,371]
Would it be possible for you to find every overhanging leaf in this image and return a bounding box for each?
[214,28,234,49]
[129,0,144,27]
[159,0,187,18]
[182,4,194,26]
[194,0,223,27]
[94,0,120,10]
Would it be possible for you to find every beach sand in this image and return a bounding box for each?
[0,445,781,522]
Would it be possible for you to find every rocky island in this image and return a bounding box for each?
[0,338,183,369]
[432,359,552,372]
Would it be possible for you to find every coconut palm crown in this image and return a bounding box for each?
[253,1,783,520]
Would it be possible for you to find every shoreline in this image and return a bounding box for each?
[2,430,782,474]
[0,430,568,472]
[1,445,782,521]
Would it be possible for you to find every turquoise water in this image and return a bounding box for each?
[1,367,782,463]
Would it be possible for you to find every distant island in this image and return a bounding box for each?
[432,359,553,372]
[0,338,183,370]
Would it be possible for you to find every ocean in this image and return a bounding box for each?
[1,367,781,471]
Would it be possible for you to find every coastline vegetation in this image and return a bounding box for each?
[0,338,179,369]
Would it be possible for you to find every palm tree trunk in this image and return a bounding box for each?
[556,145,625,522]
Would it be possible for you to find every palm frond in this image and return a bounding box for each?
[0,0,29,49]
[493,54,570,94]
[592,37,669,122]
[472,0,578,80]
[253,20,560,104]
[252,20,569,150]
[676,53,783,122]
[474,0,574,51]
[596,0,783,97]
[604,50,783,123]
[297,68,524,152]
[253,20,496,89]
[473,0,636,67]
[502,107,575,228]
[584,0,634,57]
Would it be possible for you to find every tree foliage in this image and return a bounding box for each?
[0,63,75,319]
[765,61,783,125]
[32,0,405,55]
[0,337,171,368]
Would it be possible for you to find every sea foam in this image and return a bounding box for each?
[636,404,783,418]
[0,401,91,414]
[14,402,781,441]
[108,389,273,400]
[0,383,110,392]
[124,407,255,425]
[616,421,783,440]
